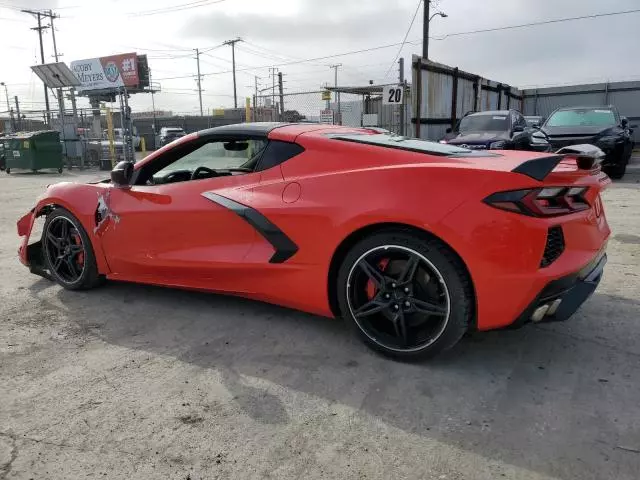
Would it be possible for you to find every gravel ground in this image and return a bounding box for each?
[1,160,639,480]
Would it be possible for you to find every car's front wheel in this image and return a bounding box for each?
[606,160,627,179]
[42,208,103,290]
[336,230,473,360]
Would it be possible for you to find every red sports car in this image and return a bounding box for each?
[17,123,611,359]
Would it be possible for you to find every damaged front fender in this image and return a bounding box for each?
[94,189,121,236]
[16,182,114,277]
[17,209,37,267]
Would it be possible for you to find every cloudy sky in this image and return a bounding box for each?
[1,0,640,116]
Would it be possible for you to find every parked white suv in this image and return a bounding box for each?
[159,127,186,147]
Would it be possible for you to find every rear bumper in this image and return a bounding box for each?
[510,250,606,327]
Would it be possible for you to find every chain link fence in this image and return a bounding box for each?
[255,83,411,134]
[2,82,414,171]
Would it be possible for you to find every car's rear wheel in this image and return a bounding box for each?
[337,231,473,360]
[42,208,102,290]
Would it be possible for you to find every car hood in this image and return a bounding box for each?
[446,131,509,144]
[541,125,612,137]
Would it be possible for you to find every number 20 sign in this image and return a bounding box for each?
[383,85,404,105]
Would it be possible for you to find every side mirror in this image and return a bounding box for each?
[111,161,133,187]
[621,117,629,127]
[445,127,453,134]
[513,125,525,133]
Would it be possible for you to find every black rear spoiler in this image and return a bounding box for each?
[512,144,605,181]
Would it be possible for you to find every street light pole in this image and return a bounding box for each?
[422,1,448,60]
[422,0,430,59]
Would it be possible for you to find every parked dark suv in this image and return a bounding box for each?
[541,106,634,179]
[441,110,551,152]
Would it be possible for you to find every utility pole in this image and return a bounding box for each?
[399,57,405,136]
[22,9,51,124]
[223,38,242,109]
[1,82,14,132]
[195,48,203,116]
[278,72,284,121]
[48,10,60,61]
[118,89,127,164]
[330,64,342,125]
[149,68,158,146]
[48,9,66,161]
[423,0,430,59]
[254,75,259,109]
[14,96,22,131]
[268,67,278,120]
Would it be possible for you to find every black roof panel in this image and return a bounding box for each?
[199,122,289,138]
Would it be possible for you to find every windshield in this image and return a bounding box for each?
[155,139,268,176]
[459,114,509,132]
[546,109,616,127]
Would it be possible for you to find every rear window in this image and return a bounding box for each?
[329,134,471,156]
[546,109,616,127]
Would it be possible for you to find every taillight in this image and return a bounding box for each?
[484,187,590,217]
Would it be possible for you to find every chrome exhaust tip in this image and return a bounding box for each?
[546,299,562,317]
[531,304,550,323]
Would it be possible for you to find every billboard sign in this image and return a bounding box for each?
[71,53,139,92]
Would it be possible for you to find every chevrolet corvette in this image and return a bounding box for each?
[17,123,611,359]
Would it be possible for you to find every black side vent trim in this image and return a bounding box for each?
[202,192,298,264]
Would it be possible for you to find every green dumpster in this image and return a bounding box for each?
[3,130,63,174]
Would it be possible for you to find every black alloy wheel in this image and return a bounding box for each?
[44,216,86,284]
[42,209,102,290]
[337,231,473,359]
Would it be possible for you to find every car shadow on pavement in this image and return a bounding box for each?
[49,281,640,480]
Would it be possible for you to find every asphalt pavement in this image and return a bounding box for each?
[1,158,639,479]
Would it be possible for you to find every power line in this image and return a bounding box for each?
[429,8,640,40]
[383,0,422,79]
[0,2,22,11]
[240,41,329,68]
[127,0,227,17]
[154,41,409,81]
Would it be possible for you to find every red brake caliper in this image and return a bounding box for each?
[72,233,84,267]
[366,258,390,299]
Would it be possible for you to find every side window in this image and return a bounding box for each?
[517,114,527,128]
[156,139,268,175]
[255,141,305,172]
[510,111,519,128]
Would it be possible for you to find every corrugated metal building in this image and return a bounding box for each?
[522,81,640,142]
[411,56,523,140]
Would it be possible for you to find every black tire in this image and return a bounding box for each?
[606,161,627,180]
[5,168,10,174]
[336,230,473,360]
[58,167,63,174]
[42,208,103,290]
